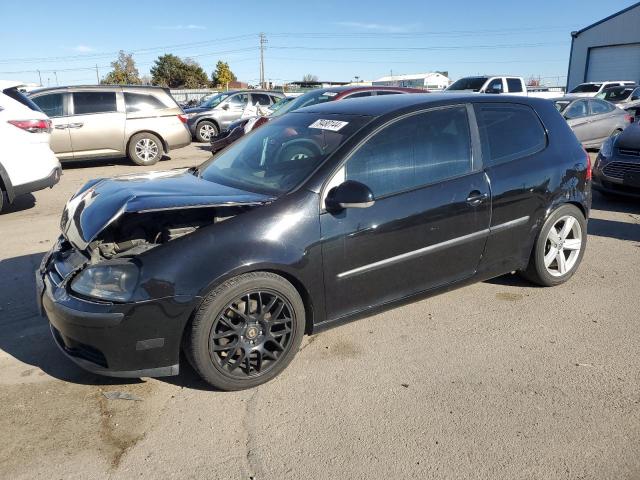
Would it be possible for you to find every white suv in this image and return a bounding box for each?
[569,81,636,98]
[0,81,61,212]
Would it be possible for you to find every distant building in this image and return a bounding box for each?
[567,2,640,90]
[372,72,450,90]
[228,81,248,89]
[287,80,350,89]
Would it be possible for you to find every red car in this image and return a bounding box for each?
[210,86,425,152]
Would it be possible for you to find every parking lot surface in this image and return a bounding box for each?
[1,145,639,479]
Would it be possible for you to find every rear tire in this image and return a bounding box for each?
[520,204,587,287]
[195,120,218,143]
[186,272,305,391]
[0,189,5,213]
[128,132,163,166]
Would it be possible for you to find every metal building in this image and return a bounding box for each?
[372,72,450,90]
[567,2,640,90]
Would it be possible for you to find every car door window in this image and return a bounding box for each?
[250,93,271,106]
[485,78,503,93]
[32,93,64,117]
[227,94,248,108]
[564,100,589,119]
[124,93,166,112]
[506,78,523,93]
[589,100,614,115]
[375,91,402,96]
[476,103,547,166]
[344,91,372,99]
[72,91,117,115]
[342,106,472,198]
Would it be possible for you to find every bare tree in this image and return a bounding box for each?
[302,74,319,83]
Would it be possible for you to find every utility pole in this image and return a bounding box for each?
[259,32,267,89]
[54,71,58,86]
[37,70,42,86]
[95,64,100,83]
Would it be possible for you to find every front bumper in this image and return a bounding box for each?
[36,241,196,378]
[593,154,640,198]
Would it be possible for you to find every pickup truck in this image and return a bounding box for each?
[446,76,561,99]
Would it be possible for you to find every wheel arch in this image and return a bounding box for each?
[0,161,15,202]
[126,130,168,154]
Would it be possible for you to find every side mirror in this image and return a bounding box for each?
[221,103,230,110]
[325,180,375,212]
[485,88,501,94]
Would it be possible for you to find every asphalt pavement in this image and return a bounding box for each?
[1,145,639,479]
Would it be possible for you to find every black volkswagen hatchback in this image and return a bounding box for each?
[38,94,591,390]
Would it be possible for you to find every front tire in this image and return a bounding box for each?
[195,120,218,143]
[187,272,305,391]
[128,132,163,166]
[521,204,587,287]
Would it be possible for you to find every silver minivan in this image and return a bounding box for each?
[30,85,191,165]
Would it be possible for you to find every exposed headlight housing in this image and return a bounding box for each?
[71,263,139,302]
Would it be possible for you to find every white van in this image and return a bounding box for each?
[0,81,61,212]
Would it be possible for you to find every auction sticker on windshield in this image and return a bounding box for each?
[309,119,349,131]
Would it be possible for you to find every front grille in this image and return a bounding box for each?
[602,161,640,179]
[618,148,640,157]
[52,327,108,368]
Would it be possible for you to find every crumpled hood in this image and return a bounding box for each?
[61,168,273,250]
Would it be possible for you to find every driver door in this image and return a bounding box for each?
[320,105,491,321]
[218,93,248,129]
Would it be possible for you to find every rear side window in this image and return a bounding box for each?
[124,93,166,113]
[251,93,271,105]
[32,93,64,117]
[589,100,614,115]
[376,91,402,96]
[507,78,523,93]
[476,103,546,166]
[345,106,472,197]
[73,91,117,115]
[4,88,42,112]
[344,91,372,98]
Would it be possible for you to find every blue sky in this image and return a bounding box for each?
[0,0,636,87]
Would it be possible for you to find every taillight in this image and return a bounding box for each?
[177,114,187,124]
[624,114,633,123]
[253,116,269,130]
[584,148,592,181]
[8,119,52,133]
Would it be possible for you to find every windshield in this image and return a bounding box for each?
[269,96,293,113]
[270,89,340,118]
[447,77,488,92]
[554,101,571,112]
[570,83,601,93]
[596,87,633,102]
[200,93,230,108]
[198,112,370,194]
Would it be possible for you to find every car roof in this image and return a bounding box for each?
[29,84,170,95]
[294,93,548,117]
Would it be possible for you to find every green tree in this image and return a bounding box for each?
[150,54,210,88]
[101,51,141,85]
[211,60,237,87]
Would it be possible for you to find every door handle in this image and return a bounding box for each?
[54,124,68,130]
[67,123,84,129]
[466,191,488,206]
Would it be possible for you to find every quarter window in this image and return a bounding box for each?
[589,100,614,115]
[343,106,472,198]
[476,103,546,166]
[32,93,64,117]
[124,93,166,112]
[73,91,117,115]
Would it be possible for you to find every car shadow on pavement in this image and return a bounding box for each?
[592,191,640,215]
[588,218,640,242]
[0,193,35,215]
[60,155,173,170]
[0,252,141,386]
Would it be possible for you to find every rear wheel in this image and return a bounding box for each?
[196,120,218,143]
[520,204,587,286]
[128,132,163,166]
[187,272,305,391]
[0,188,5,213]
